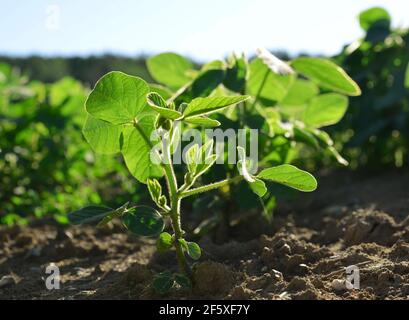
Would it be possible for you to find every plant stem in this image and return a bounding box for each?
[170,197,187,275]
[239,87,247,127]
[179,176,243,199]
[166,82,192,104]
[161,136,189,275]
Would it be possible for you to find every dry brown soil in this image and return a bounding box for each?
[1,170,409,300]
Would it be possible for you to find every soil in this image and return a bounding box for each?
[1,170,409,300]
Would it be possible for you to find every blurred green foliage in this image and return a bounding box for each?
[333,7,409,168]
[0,55,152,86]
[0,65,147,225]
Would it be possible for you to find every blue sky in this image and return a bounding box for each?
[2,0,408,62]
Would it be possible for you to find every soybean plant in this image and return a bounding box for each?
[68,71,317,293]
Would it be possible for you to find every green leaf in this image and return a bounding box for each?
[156,232,173,252]
[155,115,172,131]
[122,206,164,236]
[359,7,391,31]
[290,57,361,96]
[186,241,201,260]
[187,242,201,260]
[149,84,173,100]
[278,79,318,119]
[85,71,151,124]
[146,92,182,120]
[183,96,249,117]
[178,239,201,260]
[223,54,248,93]
[303,93,348,128]
[121,115,163,183]
[187,139,216,177]
[147,178,162,200]
[195,154,217,178]
[247,58,294,103]
[249,178,267,197]
[82,115,122,154]
[68,205,114,225]
[201,60,225,71]
[49,77,83,107]
[199,139,214,162]
[280,79,319,106]
[174,273,192,289]
[185,143,199,174]
[147,53,192,89]
[260,107,282,134]
[147,178,165,206]
[191,69,225,97]
[258,164,317,192]
[184,116,221,127]
[153,272,174,294]
[170,123,181,154]
[97,202,130,227]
[405,63,409,89]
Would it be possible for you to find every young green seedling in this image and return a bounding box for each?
[68,71,317,293]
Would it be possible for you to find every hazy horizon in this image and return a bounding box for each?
[2,0,409,62]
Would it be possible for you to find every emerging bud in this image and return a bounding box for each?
[256,47,294,75]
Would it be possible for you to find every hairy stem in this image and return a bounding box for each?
[239,86,247,127]
[166,82,192,104]
[162,136,188,275]
[179,176,243,199]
